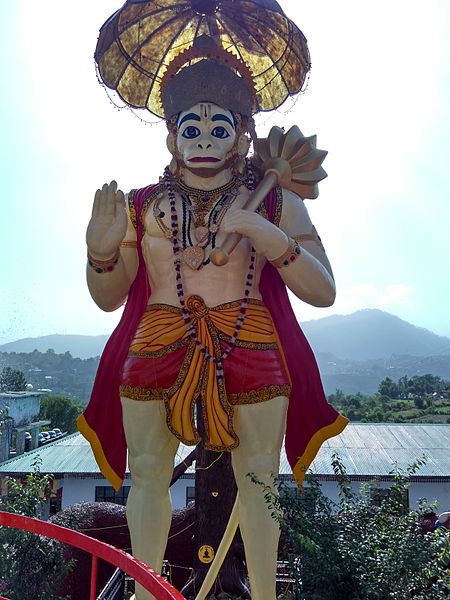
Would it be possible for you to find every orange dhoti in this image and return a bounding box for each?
[120,296,291,451]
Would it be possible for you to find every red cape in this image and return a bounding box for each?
[78,185,348,490]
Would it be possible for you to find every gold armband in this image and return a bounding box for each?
[87,248,120,273]
[293,226,324,250]
[120,240,138,249]
[269,238,301,269]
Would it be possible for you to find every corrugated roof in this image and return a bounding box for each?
[1,424,449,479]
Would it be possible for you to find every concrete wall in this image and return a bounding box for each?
[61,475,191,510]
[0,421,12,463]
[0,393,41,427]
[59,476,450,514]
[409,481,450,511]
[309,480,450,512]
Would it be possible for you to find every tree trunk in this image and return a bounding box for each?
[181,402,249,599]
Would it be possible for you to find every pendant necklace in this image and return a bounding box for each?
[154,174,241,270]
[162,165,257,381]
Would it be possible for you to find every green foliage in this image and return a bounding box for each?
[256,456,450,599]
[39,395,83,434]
[0,461,73,599]
[0,349,100,403]
[378,374,449,400]
[0,366,27,392]
[329,374,450,424]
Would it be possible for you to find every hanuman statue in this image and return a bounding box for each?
[79,6,348,599]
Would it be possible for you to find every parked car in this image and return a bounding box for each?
[52,428,63,436]
[48,430,57,439]
[24,432,32,452]
[39,431,51,443]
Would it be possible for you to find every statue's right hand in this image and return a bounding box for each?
[86,181,128,259]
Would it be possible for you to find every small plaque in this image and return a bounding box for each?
[198,544,215,564]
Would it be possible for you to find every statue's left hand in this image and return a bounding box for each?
[221,209,288,260]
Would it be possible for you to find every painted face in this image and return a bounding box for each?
[175,103,237,173]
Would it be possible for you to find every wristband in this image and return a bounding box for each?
[87,248,120,273]
[269,237,301,268]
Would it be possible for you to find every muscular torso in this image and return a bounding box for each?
[139,186,266,307]
[86,177,335,313]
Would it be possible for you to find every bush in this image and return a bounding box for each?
[252,455,450,599]
[0,460,73,599]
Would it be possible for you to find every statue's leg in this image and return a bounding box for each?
[231,395,288,600]
[121,396,179,600]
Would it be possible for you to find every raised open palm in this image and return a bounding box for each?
[86,181,128,258]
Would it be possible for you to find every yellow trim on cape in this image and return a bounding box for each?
[293,414,349,488]
[77,414,123,492]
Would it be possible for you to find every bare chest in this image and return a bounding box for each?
[139,187,266,304]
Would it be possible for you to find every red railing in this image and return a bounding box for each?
[0,511,186,600]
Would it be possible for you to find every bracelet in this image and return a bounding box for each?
[87,248,120,273]
[269,237,301,268]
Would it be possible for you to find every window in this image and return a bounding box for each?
[370,486,409,513]
[281,486,316,510]
[186,486,195,506]
[95,485,131,506]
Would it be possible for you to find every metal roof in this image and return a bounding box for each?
[1,423,449,480]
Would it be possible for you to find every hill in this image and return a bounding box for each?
[301,309,450,361]
[1,310,449,396]
[0,350,99,403]
[0,334,108,359]
[3,310,449,361]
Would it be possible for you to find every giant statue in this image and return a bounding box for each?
[78,2,348,599]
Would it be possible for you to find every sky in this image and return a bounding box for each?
[0,0,449,345]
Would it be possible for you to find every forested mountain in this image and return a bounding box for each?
[1,310,449,397]
[300,309,450,360]
[0,335,108,359]
[0,350,98,404]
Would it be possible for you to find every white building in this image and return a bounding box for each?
[0,423,449,512]
[0,391,50,460]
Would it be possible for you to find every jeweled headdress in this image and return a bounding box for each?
[161,36,256,118]
[94,0,311,118]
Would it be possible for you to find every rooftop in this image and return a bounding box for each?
[1,423,449,481]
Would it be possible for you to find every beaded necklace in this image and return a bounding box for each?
[154,189,237,269]
[162,161,256,383]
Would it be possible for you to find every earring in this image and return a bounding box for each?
[232,156,246,177]
[169,156,182,179]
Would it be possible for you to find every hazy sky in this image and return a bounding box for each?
[1,0,449,345]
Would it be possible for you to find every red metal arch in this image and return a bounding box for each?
[0,511,186,600]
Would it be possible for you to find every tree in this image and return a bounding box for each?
[262,455,450,599]
[378,377,399,399]
[0,462,73,599]
[0,367,27,392]
[39,395,83,433]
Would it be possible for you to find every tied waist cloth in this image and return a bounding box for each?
[120,295,291,451]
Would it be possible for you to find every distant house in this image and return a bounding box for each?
[1,423,449,514]
[0,392,50,461]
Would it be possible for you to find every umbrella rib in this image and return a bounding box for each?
[111,8,191,110]
[238,13,290,96]
[215,15,248,69]
[232,8,308,96]
[147,14,196,110]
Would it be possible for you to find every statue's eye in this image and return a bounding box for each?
[211,126,230,139]
[181,126,200,139]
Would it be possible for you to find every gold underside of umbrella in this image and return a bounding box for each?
[95,0,311,117]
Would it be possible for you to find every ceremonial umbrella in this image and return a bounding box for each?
[95,0,311,118]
